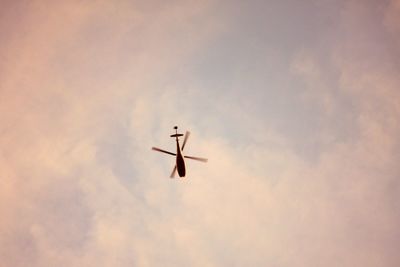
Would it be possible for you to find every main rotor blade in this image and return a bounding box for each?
[184,155,208,162]
[181,131,190,151]
[152,147,176,156]
[170,165,177,178]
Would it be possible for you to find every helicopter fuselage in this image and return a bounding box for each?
[176,140,186,177]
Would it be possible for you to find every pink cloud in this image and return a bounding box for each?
[0,1,399,266]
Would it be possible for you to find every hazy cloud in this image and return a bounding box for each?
[0,1,399,266]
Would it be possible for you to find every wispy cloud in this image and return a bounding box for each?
[0,0,399,266]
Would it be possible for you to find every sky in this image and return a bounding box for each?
[0,0,399,266]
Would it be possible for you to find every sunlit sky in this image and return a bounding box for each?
[1,1,399,266]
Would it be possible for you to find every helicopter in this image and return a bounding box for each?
[152,126,208,178]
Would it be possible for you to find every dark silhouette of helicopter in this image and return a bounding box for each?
[152,126,208,178]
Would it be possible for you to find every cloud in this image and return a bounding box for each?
[0,1,399,267]
[384,0,400,45]
[0,1,225,266]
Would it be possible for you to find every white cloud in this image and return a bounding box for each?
[1,1,399,267]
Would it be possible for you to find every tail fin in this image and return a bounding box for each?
[171,126,183,138]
